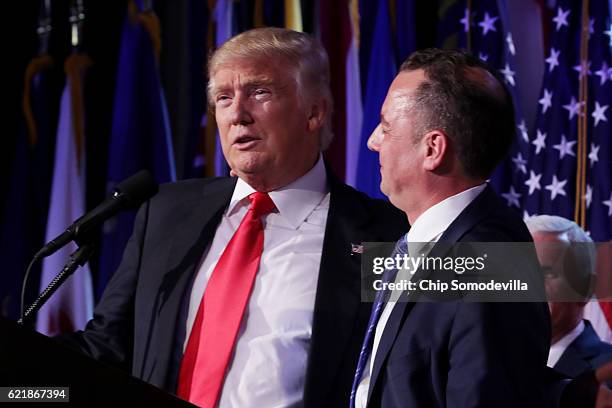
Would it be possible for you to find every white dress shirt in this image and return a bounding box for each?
[547,320,585,368]
[355,183,487,408]
[185,156,330,407]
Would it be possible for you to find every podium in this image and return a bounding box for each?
[0,317,195,406]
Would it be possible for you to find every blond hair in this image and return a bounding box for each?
[208,27,334,150]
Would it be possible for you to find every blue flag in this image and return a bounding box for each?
[355,0,398,199]
[181,0,209,179]
[98,1,176,299]
[0,57,58,321]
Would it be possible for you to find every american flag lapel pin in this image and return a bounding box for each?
[351,243,364,255]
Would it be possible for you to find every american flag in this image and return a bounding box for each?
[441,0,612,341]
[440,0,611,241]
[525,0,612,341]
[437,0,531,207]
[524,0,611,243]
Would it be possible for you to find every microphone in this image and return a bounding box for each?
[35,170,158,259]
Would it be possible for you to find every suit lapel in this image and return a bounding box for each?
[140,178,236,388]
[367,186,498,404]
[303,177,373,407]
[555,322,607,378]
[554,347,592,378]
[367,243,448,405]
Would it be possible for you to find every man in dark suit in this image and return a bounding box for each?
[351,48,550,408]
[526,215,612,380]
[59,28,407,407]
[557,320,612,380]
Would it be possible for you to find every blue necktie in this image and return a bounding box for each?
[349,235,409,408]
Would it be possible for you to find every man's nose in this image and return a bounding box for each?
[367,123,383,152]
[229,94,253,125]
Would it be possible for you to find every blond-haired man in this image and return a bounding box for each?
[60,27,407,408]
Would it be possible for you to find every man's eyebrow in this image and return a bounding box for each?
[211,77,276,94]
[380,116,389,127]
[245,78,275,87]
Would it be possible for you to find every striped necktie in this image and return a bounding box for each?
[349,234,408,408]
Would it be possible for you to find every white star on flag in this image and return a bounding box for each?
[545,175,568,200]
[512,152,528,174]
[604,23,612,47]
[592,101,609,127]
[524,171,542,195]
[589,143,600,167]
[585,185,593,208]
[552,7,570,31]
[506,33,516,55]
[517,120,529,142]
[545,48,560,72]
[500,64,516,86]
[595,61,610,85]
[532,130,547,155]
[460,8,471,32]
[563,96,583,120]
[573,60,592,79]
[502,186,522,208]
[523,210,533,221]
[603,192,612,217]
[553,135,577,160]
[478,52,489,62]
[478,12,499,36]
[539,89,553,114]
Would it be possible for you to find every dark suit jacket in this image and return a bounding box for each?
[366,186,551,408]
[555,320,612,379]
[60,173,407,407]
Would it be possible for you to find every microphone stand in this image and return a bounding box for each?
[18,243,95,325]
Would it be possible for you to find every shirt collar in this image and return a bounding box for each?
[548,320,585,367]
[407,183,487,244]
[552,320,585,349]
[228,155,329,229]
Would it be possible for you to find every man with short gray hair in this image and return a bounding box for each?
[526,215,612,379]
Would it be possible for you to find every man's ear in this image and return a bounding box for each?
[422,130,448,171]
[307,97,328,132]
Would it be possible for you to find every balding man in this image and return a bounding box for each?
[351,49,550,408]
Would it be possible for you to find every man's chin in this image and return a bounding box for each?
[228,155,267,176]
[233,163,266,176]
[232,166,273,186]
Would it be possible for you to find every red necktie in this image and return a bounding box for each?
[177,192,276,407]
